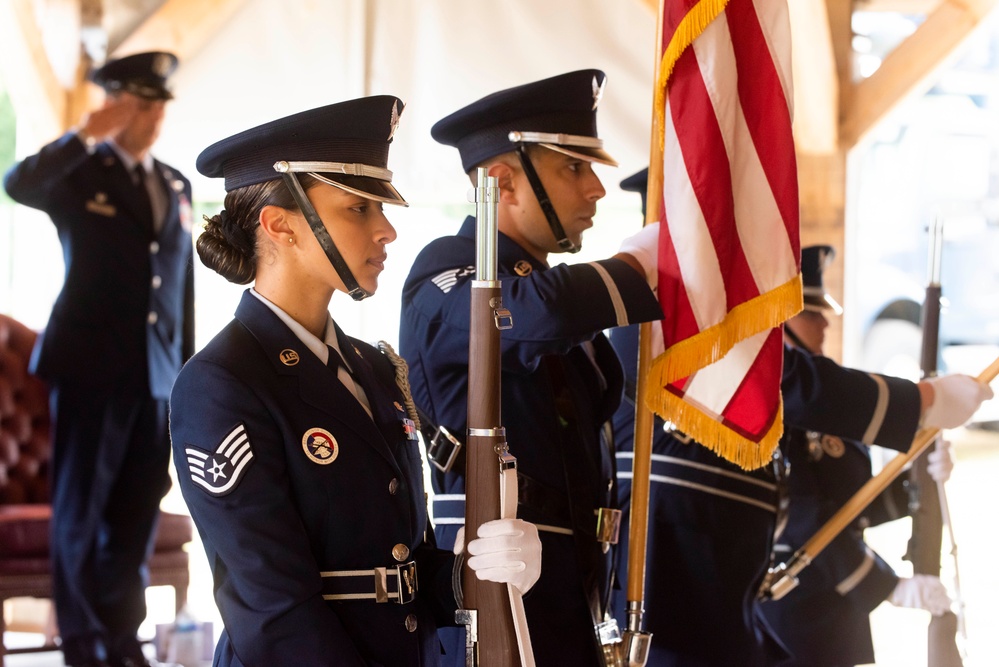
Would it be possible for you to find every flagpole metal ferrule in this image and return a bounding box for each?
[620,601,652,667]
[762,551,810,601]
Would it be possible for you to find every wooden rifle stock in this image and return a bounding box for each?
[459,168,534,667]
[908,221,963,667]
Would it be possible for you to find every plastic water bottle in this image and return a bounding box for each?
[166,606,204,667]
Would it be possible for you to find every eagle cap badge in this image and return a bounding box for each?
[388,100,402,141]
[592,75,606,111]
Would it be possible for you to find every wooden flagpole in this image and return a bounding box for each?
[620,1,666,664]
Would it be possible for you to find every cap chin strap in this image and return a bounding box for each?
[279,172,370,301]
[515,145,579,254]
[783,323,807,351]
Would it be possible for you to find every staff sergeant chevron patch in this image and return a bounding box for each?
[430,266,475,293]
[185,423,255,496]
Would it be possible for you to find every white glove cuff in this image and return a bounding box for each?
[617,223,659,289]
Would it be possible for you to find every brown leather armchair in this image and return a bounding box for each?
[0,314,193,660]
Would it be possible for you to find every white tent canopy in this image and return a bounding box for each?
[8,0,658,347]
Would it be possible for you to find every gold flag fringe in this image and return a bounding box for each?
[650,275,802,387]
[655,0,730,148]
[650,387,785,470]
[643,275,802,468]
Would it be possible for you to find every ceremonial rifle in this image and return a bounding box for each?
[456,168,535,667]
[906,220,964,667]
[761,353,999,601]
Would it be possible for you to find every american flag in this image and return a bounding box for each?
[644,0,802,469]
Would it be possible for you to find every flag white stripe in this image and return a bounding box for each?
[692,16,797,294]
[692,15,739,167]
[753,0,794,121]
[663,99,727,330]
[684,329,770,413]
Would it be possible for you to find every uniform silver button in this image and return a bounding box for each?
[388,478,399,495]
[151,275,162,289]
[392,544,410,562]
[149,241,160,254]
[405,614,418,632]
[147,311,158,325]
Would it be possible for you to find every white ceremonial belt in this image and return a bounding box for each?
[320,561,418,604]
[432,494,573,535]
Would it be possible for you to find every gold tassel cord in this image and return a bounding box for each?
[378,340,421,431]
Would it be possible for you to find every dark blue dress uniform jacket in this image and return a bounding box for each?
[170,291,457,667]
[610,325,921,666]
[400,216,663,667]
[3,132,195,397]
[758,428,909,666]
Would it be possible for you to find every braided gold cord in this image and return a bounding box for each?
[378,340,421,431]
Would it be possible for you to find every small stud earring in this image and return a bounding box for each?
[288,237,295,244]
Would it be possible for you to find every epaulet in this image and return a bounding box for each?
[377,340,421,430]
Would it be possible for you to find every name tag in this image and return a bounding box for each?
[85,200,117,217]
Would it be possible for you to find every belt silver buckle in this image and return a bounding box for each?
[428,425,463,473]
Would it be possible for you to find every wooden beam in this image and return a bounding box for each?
[112,0,250,62]
[0,0,68,140]
[789,0,838,154]
[826,0,853,120]
[856,0,941,12]
[840,0,999,148]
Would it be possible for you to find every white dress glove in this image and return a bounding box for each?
[888,574,953,616]
[927,437,954,483]
[455,518,542,595]
[617,222,659,289]
[922,374,994,430]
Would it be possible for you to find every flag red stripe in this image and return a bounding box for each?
[658,205,701,346]
[668,46,761,310]
[717,327,785,439]
[726,0,799,252]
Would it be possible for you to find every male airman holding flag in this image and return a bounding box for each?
[400,70,662,666]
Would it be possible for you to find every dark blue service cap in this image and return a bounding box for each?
[91,51,178,100]
[800,245,843,314]
[431,69,617,173]
[196,96,407,205]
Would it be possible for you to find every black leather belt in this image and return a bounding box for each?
[320,561,418,604]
